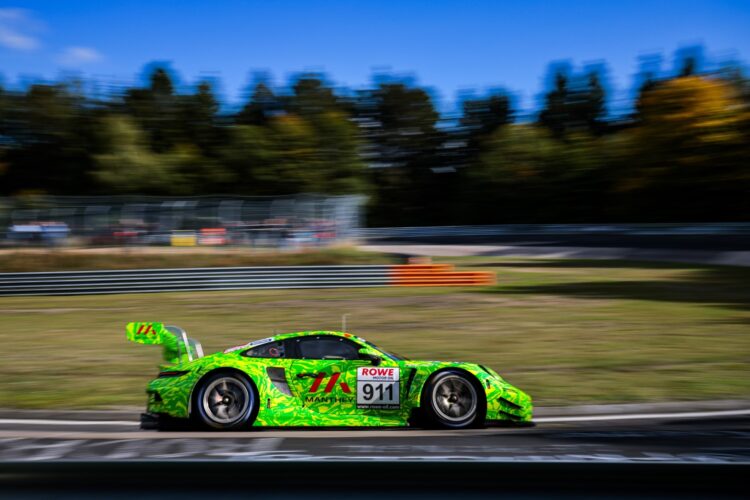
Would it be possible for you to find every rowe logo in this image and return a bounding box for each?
[360,367,395,377]
[309,373,351,394]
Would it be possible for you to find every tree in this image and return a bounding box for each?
[92,116,186,194]
[623,75,749,219]
[179,81,223,156]
[582,72,606,134]
[224,111,366,196]
[289,75,339,116]
[1,82,97,195]
[355,81,445,224]
[150,68,174,96]
[460,92,513,149]
[466,123,612,222]
[237,81,279,126]
[539,70,569,137]
[539,67,607,137]
[122,66,181,153]
[309,110,368,194]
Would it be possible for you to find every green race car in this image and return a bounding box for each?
[128,322,532,430]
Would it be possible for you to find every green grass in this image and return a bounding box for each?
[0,246,396,272]
[1,257,748,409]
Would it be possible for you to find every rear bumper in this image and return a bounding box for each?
[140,412,160,430]
[144,377,192,419]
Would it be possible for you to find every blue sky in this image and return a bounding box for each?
[1,0,749,113]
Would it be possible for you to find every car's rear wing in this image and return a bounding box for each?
[126,322,203,365]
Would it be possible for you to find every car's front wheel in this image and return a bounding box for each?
[422,370,485,429]
[194,372,258,430]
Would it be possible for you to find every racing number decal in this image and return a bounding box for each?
[357,367,400,409]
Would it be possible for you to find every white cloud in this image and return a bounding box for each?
[0,8,40,50]
[59,46,103,66]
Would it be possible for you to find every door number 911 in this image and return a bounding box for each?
[357,367,400,409]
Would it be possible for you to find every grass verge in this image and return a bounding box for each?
[0,246,396,272]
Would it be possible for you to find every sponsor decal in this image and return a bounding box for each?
[304,396,352,404]
[136,324,157,336]
[357,367,400,409]
[309,372,352,394]
[359,367,397,379]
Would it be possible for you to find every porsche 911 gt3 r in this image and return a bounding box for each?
[127,322,532,430]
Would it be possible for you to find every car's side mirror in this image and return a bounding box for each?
[358,347,382,366]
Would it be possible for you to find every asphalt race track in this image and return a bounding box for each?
[362,228,750,266]
[365,231,750,251]
[1,407,748,462]
[1,406,748,498]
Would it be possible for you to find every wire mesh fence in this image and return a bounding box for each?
[0,194,366,249]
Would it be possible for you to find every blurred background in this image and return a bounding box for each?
[0,0,748,412]
[0,1,748,239]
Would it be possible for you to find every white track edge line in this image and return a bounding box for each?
[533,408,750,423]
[0,419,138,426]
[1,408,749,427]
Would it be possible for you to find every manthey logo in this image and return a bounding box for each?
[309,372,351,394]
[135,324,157,336]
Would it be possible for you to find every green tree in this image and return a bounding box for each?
[1,82,97,195]
[539,67,607,137]
[460,93,512,139]
[309,110,368,194]
[122,66,181,153]
[289,75,340,116]
[356,81,444,224]
[92,116,186,194]
[466,124,613,222]
[237,81,279,126]
[179,81,224,156]
[621,75,749,219]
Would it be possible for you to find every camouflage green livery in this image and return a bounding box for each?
[127,322,532,428]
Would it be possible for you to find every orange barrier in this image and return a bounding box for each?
[389,264,495,287]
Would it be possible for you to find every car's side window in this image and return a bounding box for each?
[295,336,359,360]
[243,341,286,359]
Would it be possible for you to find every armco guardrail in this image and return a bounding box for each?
[0,264,495,296]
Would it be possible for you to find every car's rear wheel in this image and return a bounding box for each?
[194,372,258,430]
[422,370,485,429]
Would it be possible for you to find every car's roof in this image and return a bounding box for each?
[274,330,360,341]
[223,330,365,353]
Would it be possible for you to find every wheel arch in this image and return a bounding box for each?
[418,367,487,419]
[188,367,259,417]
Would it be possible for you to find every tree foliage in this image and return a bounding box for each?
[0,55,748,224]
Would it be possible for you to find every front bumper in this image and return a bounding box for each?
[486,384,533,422]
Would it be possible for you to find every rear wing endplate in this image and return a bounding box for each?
[126,322,203,365]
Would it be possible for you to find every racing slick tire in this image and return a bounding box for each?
[194,371,258,430]
[421,370,485,429]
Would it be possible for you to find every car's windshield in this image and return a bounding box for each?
[364,340,408,361]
